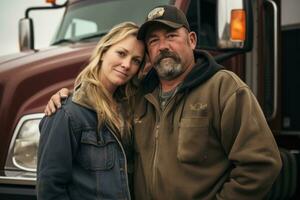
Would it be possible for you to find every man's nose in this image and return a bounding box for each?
[158,39,169,51]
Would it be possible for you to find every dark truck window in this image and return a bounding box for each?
[262,1,276,120]
[53,0,169,44]
[186,0,217,49]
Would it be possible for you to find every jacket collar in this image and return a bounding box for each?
[72,82,97,112]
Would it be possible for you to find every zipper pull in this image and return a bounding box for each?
[155,125,159,138]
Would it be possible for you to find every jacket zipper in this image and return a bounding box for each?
[107,126,131,200]
[149,90,181,198]
[151,123,160,198]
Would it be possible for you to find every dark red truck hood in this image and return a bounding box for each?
[0,42,96,167]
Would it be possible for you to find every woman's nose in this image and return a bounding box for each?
[121,57,131,69]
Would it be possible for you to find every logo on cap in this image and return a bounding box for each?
[147,7,165,20]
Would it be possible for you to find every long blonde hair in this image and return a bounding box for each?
[75,22,144,138]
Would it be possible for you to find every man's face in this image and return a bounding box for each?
[145,24,196,80]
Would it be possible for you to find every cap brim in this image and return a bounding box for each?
[137,19,183,41]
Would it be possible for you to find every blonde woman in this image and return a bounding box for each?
[37,22,144,200]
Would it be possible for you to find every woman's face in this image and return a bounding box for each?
[100,35,144,93]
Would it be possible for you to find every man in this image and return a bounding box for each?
[46,5,282,200]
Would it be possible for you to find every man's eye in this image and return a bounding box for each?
[148,38,158,46]
[167,34,176,38]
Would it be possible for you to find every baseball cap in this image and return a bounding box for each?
[137,5,190,41]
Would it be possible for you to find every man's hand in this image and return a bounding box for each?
[44,88,70,116]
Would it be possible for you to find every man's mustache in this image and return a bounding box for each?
[153,50,181,66]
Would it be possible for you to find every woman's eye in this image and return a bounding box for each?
[133,59,141,66]
[117,51,126,57]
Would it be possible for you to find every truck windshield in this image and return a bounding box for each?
[52,0,169,44]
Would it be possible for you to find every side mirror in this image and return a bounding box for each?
[188,0,253,52]
[19,18,34,51]
[216,0,253,51]
[18,1,67,52]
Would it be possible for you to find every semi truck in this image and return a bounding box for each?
[0,0,299,199]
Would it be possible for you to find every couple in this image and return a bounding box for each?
[37,5,282,200]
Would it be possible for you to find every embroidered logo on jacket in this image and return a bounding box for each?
[189,103,208,115]
[134,117,143,124]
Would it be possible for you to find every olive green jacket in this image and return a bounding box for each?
[133,50,282,200]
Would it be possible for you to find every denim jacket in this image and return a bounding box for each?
[37,95,131,200]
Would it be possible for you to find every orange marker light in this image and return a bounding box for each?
[230,9,246,41]
[46,0,56,4]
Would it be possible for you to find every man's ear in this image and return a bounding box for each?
[188,31,197,50]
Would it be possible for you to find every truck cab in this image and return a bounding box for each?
[0,0,299,199]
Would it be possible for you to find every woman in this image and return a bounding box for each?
[37,22,145,200]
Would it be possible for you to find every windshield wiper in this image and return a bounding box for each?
[52,32,107,45]
[78,32,107,41]
[52,39,76,45]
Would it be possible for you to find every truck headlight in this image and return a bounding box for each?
[5,113,44,172]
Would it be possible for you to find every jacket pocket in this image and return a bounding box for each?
[78,130,115,170]
[177,117,209,163]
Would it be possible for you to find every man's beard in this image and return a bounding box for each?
[153,49,183,80]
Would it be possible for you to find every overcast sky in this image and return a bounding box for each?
[0,0,65,56]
